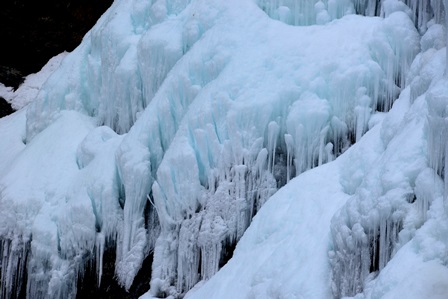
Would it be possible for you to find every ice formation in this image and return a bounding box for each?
[0,52,68,111]
[1,0,448,299]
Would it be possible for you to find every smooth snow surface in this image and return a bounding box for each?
[1,0,448,299]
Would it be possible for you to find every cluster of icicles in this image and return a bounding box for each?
[328,0,448,298]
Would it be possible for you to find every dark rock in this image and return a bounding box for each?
[0,0,113,85]
[0,97,14,118]
[0,66,23,90]
[0,0,113,117]
[77,244,153,299]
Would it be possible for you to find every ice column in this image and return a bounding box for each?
[0,238,30,299]
[330,187,411,298]
[115,140,153,289]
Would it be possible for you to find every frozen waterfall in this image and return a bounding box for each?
[1,0,448,299]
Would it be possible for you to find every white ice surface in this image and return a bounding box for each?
[0,110,124,297]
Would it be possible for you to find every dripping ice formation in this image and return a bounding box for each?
[1,0,448,298]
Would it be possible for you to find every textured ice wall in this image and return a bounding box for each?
[25,0,189,139]
[329,1,448,297]
[116,2,419,297]
[256,0,445,30]
[0,0,433,298]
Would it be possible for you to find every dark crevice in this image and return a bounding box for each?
[273,149,288,188]
[0,238,30,299]
[368,220,402,274]
[407,193,416,204]
[76,242,153,299]
[329,128,353,158]
[347,128,356,147]
[0,97,14,118]
[376,98,387,113]
[197,250,202,280]
[218,239,236,269]
[369,235,380,273]
[0,67,23,90]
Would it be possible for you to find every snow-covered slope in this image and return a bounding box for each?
[1,0,448,298]
[0,52,68,110]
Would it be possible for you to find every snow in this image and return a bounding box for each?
[0,52,68,110]
[0,111,124,297]
[1,0,448,298]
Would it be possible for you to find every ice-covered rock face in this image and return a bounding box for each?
[0,0,446,299]
[113,1,420,296]
[328,2,448,298]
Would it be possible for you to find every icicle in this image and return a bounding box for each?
[354,87,371,140]
[353,0,380,16]
[234,165,248,239]
[330,187,408,298]
[325,142,334,163]
[294,124,305,175]
[284,134,294,183]
[318,125,330,166]
[255,148,269,177]
[414,170,437,222]
[177,217,201,293]
[267,121,280,173]
[95,233,105,287]
[115,139,152,290]
[0,238,30,299]
[198,215,227,281]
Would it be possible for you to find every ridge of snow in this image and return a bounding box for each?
[0,52,68,111]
